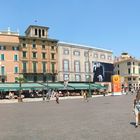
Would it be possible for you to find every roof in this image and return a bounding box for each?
[19,36,59,42]
[25,25,49,34]
[58,41,113,53]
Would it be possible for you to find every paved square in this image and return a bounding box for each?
[0,94,139,140]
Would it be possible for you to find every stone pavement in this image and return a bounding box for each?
[0,94,111,104]
[0,93,139,140]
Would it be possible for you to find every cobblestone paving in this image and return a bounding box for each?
[0,94,139,140]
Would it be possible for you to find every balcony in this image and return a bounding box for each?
[123,73,139,77]
[20,69,58,74]
[0,72,7,77]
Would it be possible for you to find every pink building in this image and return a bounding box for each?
[0,30,20,82]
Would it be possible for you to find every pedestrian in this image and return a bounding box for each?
[55,90,59,104]
[103,89,107,96]
[46,89,51,102]
[133,90,140,127]
[83,90,88,102]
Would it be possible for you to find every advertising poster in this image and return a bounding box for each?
[112,75,122,95]
[92,61,114,83]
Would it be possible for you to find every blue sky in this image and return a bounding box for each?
[0,0,140,58]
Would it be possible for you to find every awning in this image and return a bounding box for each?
[43,83,74,90]
[67,83,96,90]
[90,83,107,90]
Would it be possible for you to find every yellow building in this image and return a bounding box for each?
[19,25,58,82]
[114,53,140,91]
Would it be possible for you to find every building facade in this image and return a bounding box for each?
[58,42,113,85]
[0,25,58,83]
[19,25,58,82]
[114,53,140,91]
[0,30,20,82]
[0,25,114,84]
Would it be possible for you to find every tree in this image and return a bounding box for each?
[15,75,25,102]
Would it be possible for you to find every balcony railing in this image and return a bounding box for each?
[0,72,7,76]
[20,69,58,74]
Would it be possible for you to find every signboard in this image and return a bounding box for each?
[92,61,114,83]
[112,75,122,95]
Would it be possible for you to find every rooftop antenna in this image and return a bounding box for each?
[17,28,19,35]
[8,27,10,34]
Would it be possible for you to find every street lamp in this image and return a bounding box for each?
[87,50,92,97]
[42,72,49,100]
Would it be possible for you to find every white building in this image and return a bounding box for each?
[58,42,113,85]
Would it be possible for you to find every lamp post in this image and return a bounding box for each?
[42,72,49,100]
[88,50,91,97]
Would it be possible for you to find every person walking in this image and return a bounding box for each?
[133,90,140,127]
[55,90,59,104]
[83,90,88,102]
[46,89,51,102]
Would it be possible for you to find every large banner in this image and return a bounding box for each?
[92,61,114,83]
[112,75,121,95]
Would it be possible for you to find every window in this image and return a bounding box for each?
[34,76,37,82]
[128,77,131,81]
[118,70,120,75]
[13,46,19,50]
[1,54,4,61]
[35,29,37,35]
[85,62,89,72]
[85,75,90,81]
[64,74,69,81]
[42,29,45,36]
[84,51,88,57]
[73,51,80,56]
[39,29,41,37]
[23,51,27,58]
[42,45,45,49]
[1,66,5,75]
[75,75,81,81]
[51,53,55,60]
[0,46,6,50]
[74,61,80,72]
[14,54,18,61]
[108,56,112,60]
[51,46,54,50]
[128,68,131,74]
[22,43,26,48]
[127,62,131,65]
[32,52,37,58]
[14,66,18,73]
[42,53,46,59]
[133,77,136,81]
[94,53,98,58]
[133,67,135,74]
[139,68,140,74]
[23,62,27,73]
[63,49,69,55]
[118,64,119,68]
[100,54,105,59]
[32,44,36,49]
[51,63,55,73]
[42,62,46,73]
[63,60,69,72]
[33,62,37,73]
